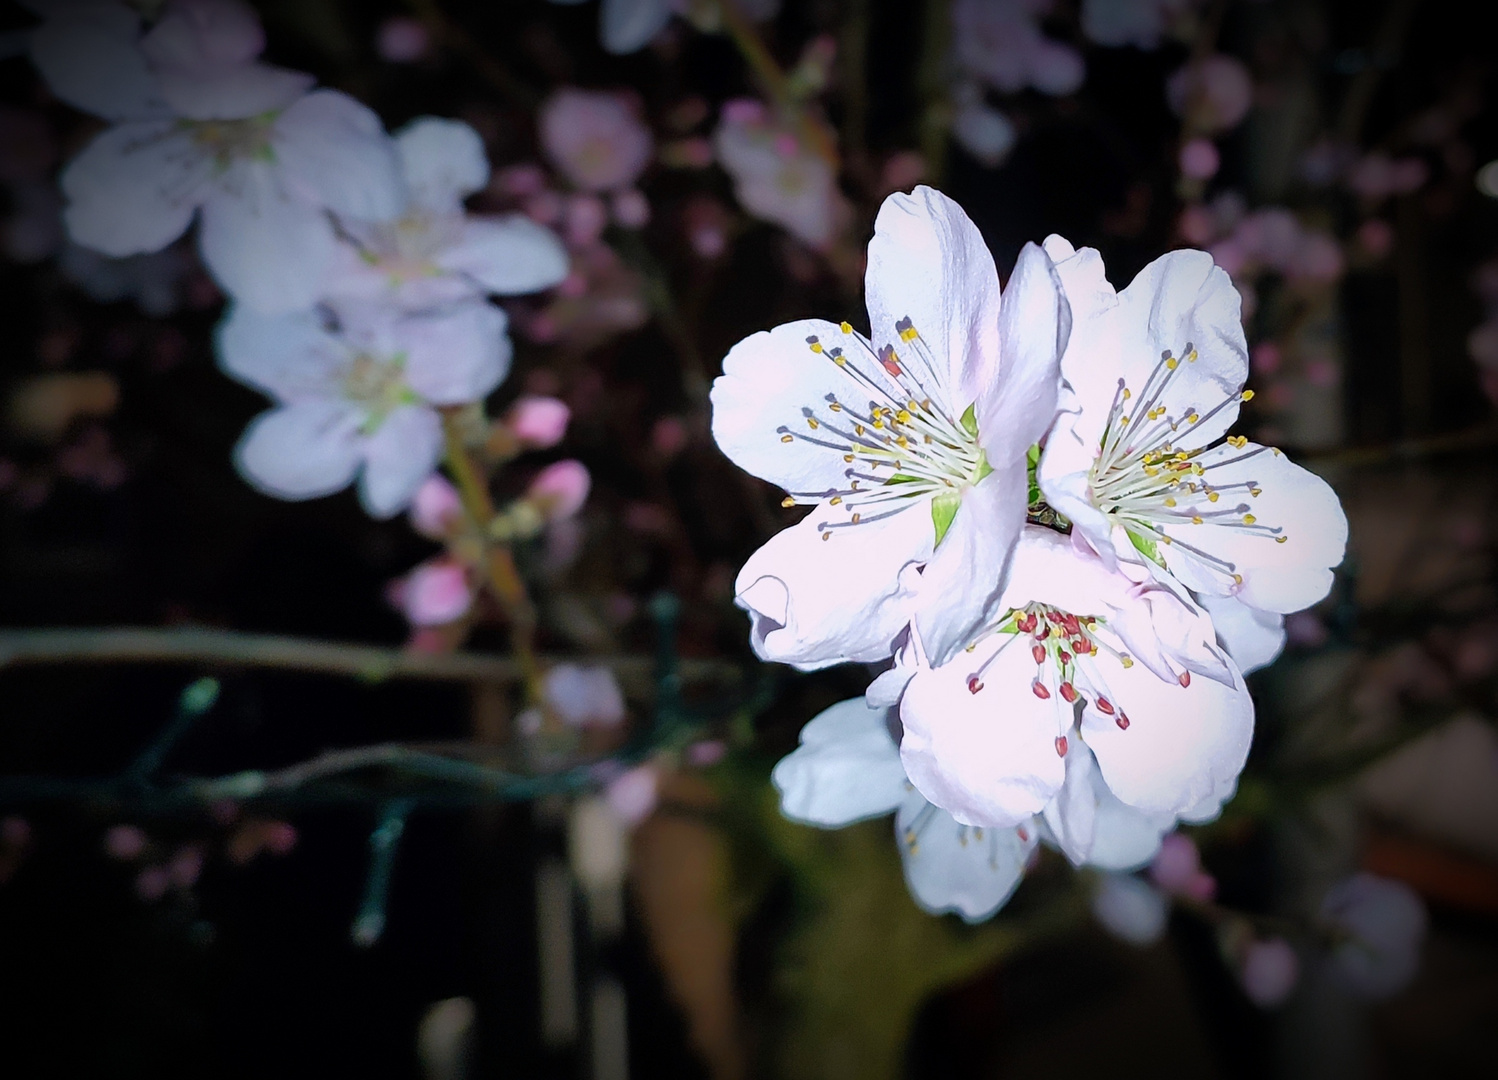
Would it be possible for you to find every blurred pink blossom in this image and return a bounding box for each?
[496,163,548,198]
[390,560,473,627]
[1251,342,1281,376]
[1082,0,1196,49]
[1305,358,1339,388]
[1167,55,1253,133]
[168,844,204,889]
[1091,873,1168,946]
[376,17,430,63]
[605,764,658,825]
[713,100,842,247]
[1347,152,1428,202]
[1321,873,1427,998]
[540,89,654,193]
[1287,233,1344,284]
[507,396,571,448]
[1241,937,1299,1006]
[544,663,626,728]
[105,825,148,861]
[1149,833,1214,898]
[527,460,591,522]
[687,740,727,767]
[881,151,926,193]
[1178,204,1215,245]
[1179,138,1220,179]
[611,188,651,228]
[953,0,1085,97]
[565,193,609,248]
[410,476,464,540]
[136,866,171,901]
[651,416,689,457]
[1357,219,1394,259]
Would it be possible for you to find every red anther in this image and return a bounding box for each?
[1016,613,1036,633]
[1017,826,1029,843]
[1116,713,1131,730]
[878,345,902,377]
[1071,638,1089,654]
[1059,681,1078,703]
[1032,644,1046,664]
[1036,626,1050,640]
[1095,696,1115,715]
[1031,680,1050,699]
[1059,614,1080,635]
[1058,651,1072,665]
[1178,671,1191,688]
[1055,736,1068,757]
[967,676,984,694]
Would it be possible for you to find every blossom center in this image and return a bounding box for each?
[1086,343,1284,585]
[341,351,417,432]
[776,319,989,545]
[185,115,276,170]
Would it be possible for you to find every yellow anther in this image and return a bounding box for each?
[900,326,919,342]
[830,496,842,506]
[1242,513,1256,525]
[1187,413,1199,424]
[780,434,794,443]
[1207,491,1219,503]
[1164,497,1177,507]
[1232,573,1244,584]
[924,434,932,443]
[896,436,909,448]
[1240,389,1255,402]
[1145,465,1160,477]
[921,399,932,410]
[1161,536,1173,545]
[810,342,823,353]
[840,321,853,333]
[1228,435,1247,448]
[821,532,831,541]
[1120,416,1130,426]
[907,400,920,411]
[829,402,842,412]
[1250,487,1262,497]
[872,419,884,429]
[851,513,861,523]
[965,643,976,653]
[806,417,819,429]
[1275,535,1287,544]
[1121,656,1134,668]
[843,453,855,462]
[1166,357,1178,369]
[1175,451,1188,460]
[896,409,911,424]
[854,424,865,435]
[1191,515,1203,524]
[1187,350,1198,362]
[781,497,795,508]
[834,355,847,366]
[1123,388,1132,399]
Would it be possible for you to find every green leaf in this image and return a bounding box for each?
[1127,528,1166,567]
[931,491,961,548]
[960,402,979,438]
[883,473,922,485]
[1026,443,1041,467]
[970,450,994,485]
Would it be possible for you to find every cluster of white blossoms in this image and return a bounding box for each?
[28,0,569,518]
[711,185,1347,921]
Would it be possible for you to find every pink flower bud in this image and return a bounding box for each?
[565,194,609,248]
[651,416,688,458]
[105,825,147,861]
[605,765,658,825]
[1251,342,1281,376]
[409,475,463,540]
[377,16,430,63]
[1179,138,1221,180]
[264,821,298,856]
[687,740,726,767]
[1168,55,1253,133]
[1149,833,1202,894]
[611,188,651,228]
[391,560,472,627]
[1241,937,1299,1007]
[507,396,571,449]
[527,460,591,522]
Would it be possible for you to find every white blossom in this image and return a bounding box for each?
[880,526,1252,830]
[41,0,403,312]
[327,116,569,310]
[1038,236,1347,664]
[217,299,508,517]
[711,186,1068,670]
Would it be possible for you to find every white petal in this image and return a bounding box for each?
[1159,443,1346,613]
[61,122,209,256]
[438,215,570,296]
[600,0,673,54]
[900,632,1067,827]
[197,164,336,312]
[913,471,1024,666]
[710,317,873,496]
[234,400,362,500]
[979,240,1069,465]
[358,405,444,518]
[29,3,166,120]
[1080,645,1253,818]
[156,63,312,121]
[400,301,511,405]
[1114,249,1249,451]
[771,698,907,826]
[396,117,490,213]
[1198,593,1286,675]
[216,303,342,400]
[736,499,931,669]
[273,89,403,222]
[1045,746,1173,871]
[864,185,1000,416]
[897,792,1036,923]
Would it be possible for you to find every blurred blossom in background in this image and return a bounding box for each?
[1,1,1497,1079]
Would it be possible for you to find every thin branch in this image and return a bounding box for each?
[0,626,742,688]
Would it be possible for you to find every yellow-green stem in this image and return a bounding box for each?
[441,413,545,707]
